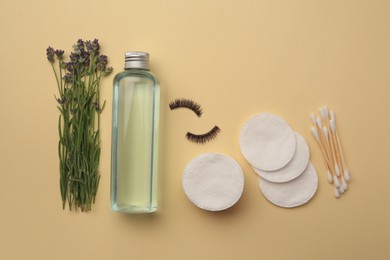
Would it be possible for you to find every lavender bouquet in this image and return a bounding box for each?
[46,39,112,211]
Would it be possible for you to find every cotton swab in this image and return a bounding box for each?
[310,106,350,198]
[329,119,345,177]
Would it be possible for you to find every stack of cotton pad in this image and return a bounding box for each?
[240,113,318,208]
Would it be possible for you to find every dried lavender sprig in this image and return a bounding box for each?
[46,39,112,212]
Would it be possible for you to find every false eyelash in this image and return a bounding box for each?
[186,125,221,144]
[169,98,203,117]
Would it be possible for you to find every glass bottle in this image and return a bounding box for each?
[111,52,160,213]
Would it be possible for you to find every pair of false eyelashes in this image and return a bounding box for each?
[169,98,220,144]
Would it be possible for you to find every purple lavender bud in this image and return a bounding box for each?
[97,54,108,71]
[92,39,99,50]
[81,49,90,64]
[77,39,85,49]
[54,49,65,60]
[66,62,74,72]
[98,55,108,65]
[85,40,93,53]
[63,73,73,83]
[57,97,66,104]
[85,39,100,56]
[46,47,55,63]
[69,52,78,63]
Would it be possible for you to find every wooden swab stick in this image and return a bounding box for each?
[325,126,342,181]
[311,126,336,185]
[321,115,342,192]
[329,121,344,176]
[330,111,350,181]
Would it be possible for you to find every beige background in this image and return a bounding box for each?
[1,0,389,259]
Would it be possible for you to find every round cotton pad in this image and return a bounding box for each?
[253,132,310,183]
[258,162,318,208]
[240,113,296,171]
[182,153,244,211]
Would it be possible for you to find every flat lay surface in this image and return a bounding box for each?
[1,0,390,259]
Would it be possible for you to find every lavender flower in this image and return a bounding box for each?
[63,73,73,83]
[97,55,108,71]
[81,49,90,67]
[46,47,55,63]
[67,40,91,75]
[98,55,108,65]
[54,49,65,60]
[85,40,93,52]
[92,39,100,52]
[86,39,100,56]
[76,39,84,49]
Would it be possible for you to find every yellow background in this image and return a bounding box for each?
[1,0,389,259]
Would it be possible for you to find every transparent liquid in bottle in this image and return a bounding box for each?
[111,67,159,213]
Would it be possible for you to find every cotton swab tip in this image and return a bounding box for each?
[311,127,320,142]
[338,185,345,193]
[330,110,335,121]
[344,167,351,181]
[334,175,340,188]
[335,163,340,177]
[330,119,336,132]
[310,113,317,125]
[342,178,348,190]
[324,106,329,118]
[334,187,340,198]
[327,170,333,184]
[319,107,325,119]
[316,117,323,129]
[323,126,329,141]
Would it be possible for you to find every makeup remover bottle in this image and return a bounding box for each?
[111,52,160,213]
